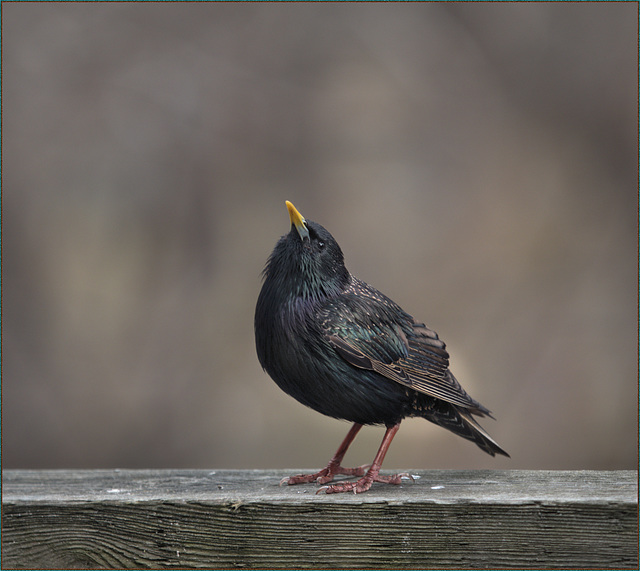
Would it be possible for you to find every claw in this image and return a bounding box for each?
[278,423,409,495]
[280,462,368,488]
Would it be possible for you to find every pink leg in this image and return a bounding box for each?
[318,422,413,494]
[280,423,368,486]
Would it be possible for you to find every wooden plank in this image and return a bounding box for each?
[2,469,637,570]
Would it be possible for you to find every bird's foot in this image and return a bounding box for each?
[280,463,369,486]
[317,472,413,494]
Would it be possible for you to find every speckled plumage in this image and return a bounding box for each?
[255,202,508,493]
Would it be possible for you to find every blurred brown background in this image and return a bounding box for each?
[3,3,637,471]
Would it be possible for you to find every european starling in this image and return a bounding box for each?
[255,201,509,494]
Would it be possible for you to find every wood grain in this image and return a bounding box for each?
[2,469,637,569]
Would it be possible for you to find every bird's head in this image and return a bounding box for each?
[262,201,350,301]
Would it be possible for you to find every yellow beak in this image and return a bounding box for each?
[286,201,310,240]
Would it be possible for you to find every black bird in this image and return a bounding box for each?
[255,201,509,494]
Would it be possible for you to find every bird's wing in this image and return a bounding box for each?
[319,289,483,411]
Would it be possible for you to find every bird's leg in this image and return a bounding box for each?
[318,422,413,494]
[280,422,368,486]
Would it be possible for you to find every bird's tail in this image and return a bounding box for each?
[421,399,510,458]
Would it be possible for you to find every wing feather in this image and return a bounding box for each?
[320,283,486,412]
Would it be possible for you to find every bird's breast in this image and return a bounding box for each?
[256,296,409,424]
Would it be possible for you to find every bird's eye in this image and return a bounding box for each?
[318,241,325,249]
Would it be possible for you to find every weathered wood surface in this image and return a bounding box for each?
[2,469,637,570]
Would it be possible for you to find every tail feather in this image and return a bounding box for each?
[457,409,510,457]
[421,399,510,458]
